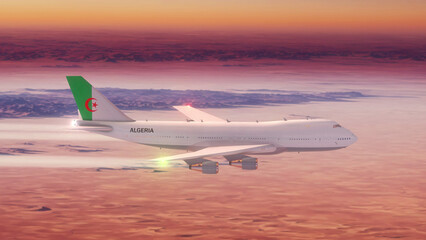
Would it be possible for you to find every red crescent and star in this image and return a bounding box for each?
[85,98,98,112]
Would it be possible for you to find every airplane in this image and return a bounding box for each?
[67,76,357,174]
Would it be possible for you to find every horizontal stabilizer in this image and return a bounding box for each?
[71,126,113,132]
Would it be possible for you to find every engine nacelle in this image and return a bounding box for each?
[188,160,219,174]
[229,157,258,170]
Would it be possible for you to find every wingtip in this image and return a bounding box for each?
[173,105,192,109]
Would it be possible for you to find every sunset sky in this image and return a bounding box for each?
[1,0,425,33]
[0,0,424,90]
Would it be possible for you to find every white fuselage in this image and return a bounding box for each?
[77,118,357,154]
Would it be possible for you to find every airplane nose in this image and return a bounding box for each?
[349,131,358,144]
[352,134,358,143]
[344,128,357,145]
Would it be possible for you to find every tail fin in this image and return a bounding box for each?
[66,76,134,122]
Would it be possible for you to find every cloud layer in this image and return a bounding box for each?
[0,31,424,64]
[0,88,367,118]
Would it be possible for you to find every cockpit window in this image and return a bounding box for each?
[333,124,342,128]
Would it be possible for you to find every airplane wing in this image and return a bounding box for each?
[153,144,274,162]
[173,105,225,122]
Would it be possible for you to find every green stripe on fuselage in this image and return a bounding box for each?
[66,76,92,120]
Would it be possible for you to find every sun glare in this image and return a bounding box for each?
[158,159,168,168]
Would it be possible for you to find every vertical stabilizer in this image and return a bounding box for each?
[66,76,134,122]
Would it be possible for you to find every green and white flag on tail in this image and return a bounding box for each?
[66,76,133,122]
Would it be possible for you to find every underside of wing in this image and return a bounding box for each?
[152,144,274,162]
[173,105,225,122]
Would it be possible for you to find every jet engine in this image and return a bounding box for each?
[226,155,258,170]
[185,159,219,174]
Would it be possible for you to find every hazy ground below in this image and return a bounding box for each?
[0,82,425,239]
